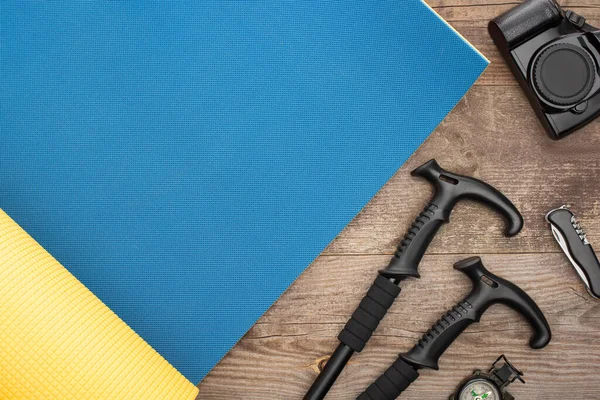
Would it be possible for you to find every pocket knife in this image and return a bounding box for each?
[546,205,600,299]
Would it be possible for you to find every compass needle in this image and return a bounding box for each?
[460,380,500,400]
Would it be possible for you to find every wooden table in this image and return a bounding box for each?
[198,1,600,398]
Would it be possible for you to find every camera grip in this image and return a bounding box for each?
[489,0,562,49]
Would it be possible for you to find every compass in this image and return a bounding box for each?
[457,378,501,400]
[450,355,524,400]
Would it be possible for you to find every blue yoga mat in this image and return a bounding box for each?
[1,2,487,383]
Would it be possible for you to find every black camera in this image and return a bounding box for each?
[489,0,600,139]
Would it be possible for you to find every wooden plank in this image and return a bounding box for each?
[425,2,600,86]
[198,254,600,399]
[324,85,600,256]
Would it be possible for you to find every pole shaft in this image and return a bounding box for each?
[303,344,354,400]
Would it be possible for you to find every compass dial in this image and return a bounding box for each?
[458,378,501,400]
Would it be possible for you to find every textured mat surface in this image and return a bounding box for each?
[1,2,487,383]
[0,210,199,400]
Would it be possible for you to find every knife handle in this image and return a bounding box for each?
[547,206,600,298]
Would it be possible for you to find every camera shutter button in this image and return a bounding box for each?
[532,43,595,108]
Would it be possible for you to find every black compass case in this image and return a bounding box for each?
[450,355,523,400]
[489,0,600,139]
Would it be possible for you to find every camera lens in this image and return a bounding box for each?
[532,43,595,107]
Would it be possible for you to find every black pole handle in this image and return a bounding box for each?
[359,257,551,400]
[305,161,524,400]
[357,358,418,400]
[458,257,551,349]
[337,275,401,353]
[401,298,478,370]
[402,257,551,371]
[380,203,446,279]
[412,160,523,237]
[382,160,524,278]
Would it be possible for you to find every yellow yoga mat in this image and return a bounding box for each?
[0,209,199,400]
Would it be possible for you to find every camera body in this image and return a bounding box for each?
[489,0,600,139]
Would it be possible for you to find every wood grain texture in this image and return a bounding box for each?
[198,1,600,398]
[428,1,600,86]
